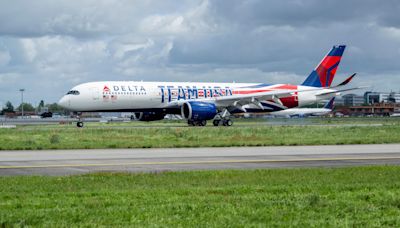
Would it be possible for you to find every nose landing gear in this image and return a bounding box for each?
[73,112,84,128]
[77,121,84,128]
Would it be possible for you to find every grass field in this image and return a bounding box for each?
[0,117,399,150]
[1,166,400,226]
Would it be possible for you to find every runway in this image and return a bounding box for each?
[1,144,400,176]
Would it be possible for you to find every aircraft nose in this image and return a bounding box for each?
[58,96,70,109]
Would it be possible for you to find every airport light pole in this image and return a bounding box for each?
[19,89,25,118]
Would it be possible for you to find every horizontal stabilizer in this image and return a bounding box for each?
[316,86,369,97]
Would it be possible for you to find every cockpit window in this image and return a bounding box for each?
[66,90,80,95]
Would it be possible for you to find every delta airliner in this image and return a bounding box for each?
[58,45,359,127]
[269,97,335,117]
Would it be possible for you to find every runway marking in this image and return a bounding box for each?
[1,156,400,169]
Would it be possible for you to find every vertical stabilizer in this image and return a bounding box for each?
[302,45,346,87]
[323,97,335,109]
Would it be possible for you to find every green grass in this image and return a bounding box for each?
[1,166,400,226]
[0,118,400,150]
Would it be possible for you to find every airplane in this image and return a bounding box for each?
[58,45,360,127]
[268,97,335,118]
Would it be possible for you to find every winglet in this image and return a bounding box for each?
[335,73,356,87]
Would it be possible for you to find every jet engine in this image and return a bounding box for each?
[181,101,218,121]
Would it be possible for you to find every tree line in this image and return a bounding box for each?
[1,100,67,115]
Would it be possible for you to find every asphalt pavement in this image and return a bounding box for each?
[1,144,400,175]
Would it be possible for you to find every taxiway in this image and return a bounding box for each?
[0,144,400,175]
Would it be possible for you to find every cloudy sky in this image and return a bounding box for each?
[1,0,400,106]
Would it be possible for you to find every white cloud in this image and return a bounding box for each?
[379,26,400,40]
[0,72,20,83]
[140,15,186,34]
[44,13,109,36]
[0,50,10,66]
[20,39,37,62]
[113,39,154,59]
[138,0,216,36]
[0,0,400,105]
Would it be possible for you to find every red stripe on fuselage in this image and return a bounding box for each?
[280,94,298,108]
[233,89,271,94]
[232,84,297,95]
[275,85,298,108]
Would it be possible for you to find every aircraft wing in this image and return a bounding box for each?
[213,89,297,109]
[167,88,323,111]
[166,84,360,112]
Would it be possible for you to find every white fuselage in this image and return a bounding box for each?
[269,108,332,117]
[58,81,337,113]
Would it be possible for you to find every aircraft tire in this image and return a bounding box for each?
[187,120,195,126]
[213,119,220,126]
[199,120,207,126]
[223,119,233,126]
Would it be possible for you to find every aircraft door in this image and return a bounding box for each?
[140,86,161,108]
[90,87,100,101]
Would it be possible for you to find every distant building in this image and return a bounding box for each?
[342,94,365,106]
[334,97,344,106]
[335,103,399,117]
[364,91,400,104]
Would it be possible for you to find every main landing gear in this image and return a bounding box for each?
[187,119,207,126]
[212,110,234,127]
[212,118,233,127]
[187,118,233,127]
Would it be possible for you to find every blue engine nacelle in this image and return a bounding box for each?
[181,101,218,121]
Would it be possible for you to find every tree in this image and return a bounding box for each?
[17,103,35,112]
[38,100,45,108]
[37,100,46,113]
[2,101,14,112]
[46,103,66,113]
